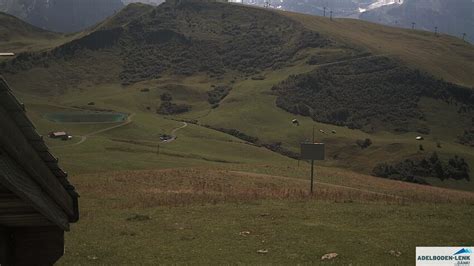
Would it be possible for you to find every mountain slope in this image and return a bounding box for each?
[0,11,53,39]
[1,4,472,264]
[4,2,473,87]
[0,11,67,53]
[1,1,332,88]
[252,0,471,44]
[273,56,473,132]
[360,0,474,43]
[0,0,124,33]
[283,10,474,87]
[1,1,473,184]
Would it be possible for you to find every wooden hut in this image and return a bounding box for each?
[0,76,79,265]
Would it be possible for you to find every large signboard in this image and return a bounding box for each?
[300,143,325,160]
[416,247,473,266]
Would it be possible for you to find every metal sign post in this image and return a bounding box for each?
[311,126,315,193]
[300,128,325,194]
[311,159,315,193]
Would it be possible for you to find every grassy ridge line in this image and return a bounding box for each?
[280,10,474,86]
[0,12,82,54]
[0,3,151,53]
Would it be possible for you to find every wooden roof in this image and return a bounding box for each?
[0,76,79,230]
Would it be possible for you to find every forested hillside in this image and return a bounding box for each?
[1,1,329,87]
[272,56,474,133]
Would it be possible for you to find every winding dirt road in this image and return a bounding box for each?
[162,122,188,143]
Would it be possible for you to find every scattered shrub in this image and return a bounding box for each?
[261,142,299,159]
[251,75,265,80]
[157,101,191,115]
[160,92,173,102]
[356,138,372,149]
[203,125,299,159]
[372,152,471,184]
[207,86,232,104]
[204,125,259,143]
[458,129,474,147]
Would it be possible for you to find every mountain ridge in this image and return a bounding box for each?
[0,0,124,33]
[281,10,474,87]
[2,1,333,87]
[360,0,474,43]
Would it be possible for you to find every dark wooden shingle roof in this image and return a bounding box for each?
[0,76,79,230]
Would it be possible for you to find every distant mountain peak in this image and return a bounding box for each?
[359,0,403,13]
[0,0,124,33]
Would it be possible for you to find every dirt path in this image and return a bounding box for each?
[57,117,186,148]
[313,53,389,68]
[229,171,405,200]
[162,122,188,143]
[55,113,136,147]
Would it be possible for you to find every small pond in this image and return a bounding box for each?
[44,112,128,123]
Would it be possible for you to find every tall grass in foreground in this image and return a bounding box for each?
[74,168,474,210]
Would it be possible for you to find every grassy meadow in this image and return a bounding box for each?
[58,168,473,265]
[1,2,473,264]
[11,70,473,264]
